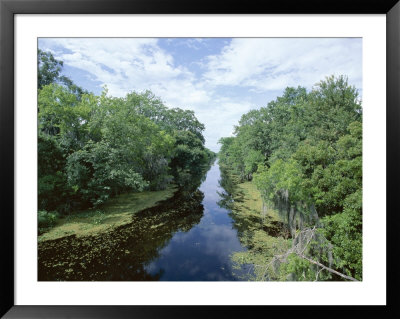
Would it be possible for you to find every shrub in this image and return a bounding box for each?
[38,210,59,234]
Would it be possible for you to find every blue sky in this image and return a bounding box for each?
[38,38,362,152]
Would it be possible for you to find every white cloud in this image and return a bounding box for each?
[203,38,362,92]
[39,38,362,152]
[196,99,254,151]
[39,38,198,98]
[149,80,211,110]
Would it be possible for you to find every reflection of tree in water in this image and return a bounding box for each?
[38,189,205,281]
[216,167,237,210]
[175,162,212,196]
[216,167,251,238]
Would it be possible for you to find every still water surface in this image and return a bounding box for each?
[145,161,247,280]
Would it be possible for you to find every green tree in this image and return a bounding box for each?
[38,134,72,213]
[219,75,363,281]
[38,49,87,96]
[37,51,215,226]
[38,83,91,153]
[38,49,64,89]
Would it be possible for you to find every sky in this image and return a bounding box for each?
[38,38,362,152]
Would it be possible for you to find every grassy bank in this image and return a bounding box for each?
[226,176,291,280]
[38,185,177,242]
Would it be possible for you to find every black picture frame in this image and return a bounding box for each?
[1,0,399,318]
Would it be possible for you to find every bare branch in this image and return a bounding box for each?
[298,253,359,282]
[256,226,359,282]
[315,267,323,281]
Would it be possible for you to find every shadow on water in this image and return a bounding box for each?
[38,171,208,281]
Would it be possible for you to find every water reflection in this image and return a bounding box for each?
[216,167,238,211]
[144,162,248,281]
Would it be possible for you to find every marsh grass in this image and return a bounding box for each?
[38,185,177,242]
[229,181,291,280]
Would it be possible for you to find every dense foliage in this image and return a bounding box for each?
[38,50,215,230]
[218,76,362,280]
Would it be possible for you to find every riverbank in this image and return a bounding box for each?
[38,185,177,242]
[219,168,291,280]
[38,187,206,280]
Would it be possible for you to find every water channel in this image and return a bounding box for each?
[144,161,248,280]
[38,161,251,281]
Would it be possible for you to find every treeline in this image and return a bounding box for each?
[218,76,362,280]
[38,50,215,225]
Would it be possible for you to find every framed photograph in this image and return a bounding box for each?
[1,0,399,317]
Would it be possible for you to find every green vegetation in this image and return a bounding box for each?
[38,185,177,241]
[218,165,291,280]
[38,188,206,281]
[38,50,215,236]
[38,49,362,282]
[229,179,291,280]
[219,76,362,281]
